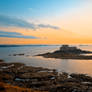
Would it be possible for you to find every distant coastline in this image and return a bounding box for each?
[0,44,92,47]
[0,44,60,47]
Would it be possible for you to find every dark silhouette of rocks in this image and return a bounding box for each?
[1,60,92,92]
[59,45,92,54]
[0,59,4,63]
[37,45,92,59]
[0,82,44,92]
[13,53,25,56]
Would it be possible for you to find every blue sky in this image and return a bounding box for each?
[0,0,82,19]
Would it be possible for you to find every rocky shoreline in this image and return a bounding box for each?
[37,45,92,59]
[1,59,92,92]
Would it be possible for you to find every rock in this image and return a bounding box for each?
[18,66,50,73]
[17,72,56,80]
[0,59,4,63]
[37,45,92,59]
[49,82,88,92]
[0,71,15,83]
[0,82,45,92]
[70,73,92,82]
[1,60,92,92]
[59,45,92,54]
[0,83,5,91]
[12,53,25,56]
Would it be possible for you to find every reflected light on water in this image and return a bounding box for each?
[0,45,92,76]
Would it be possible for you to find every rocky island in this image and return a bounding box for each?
[1,60,92,92]
[37,45,92,59]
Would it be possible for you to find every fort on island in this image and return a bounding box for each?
[37,45,92,59]
[60,45,80,52]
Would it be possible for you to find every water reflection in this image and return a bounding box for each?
[28,55,92,76]
[0,45,92,76]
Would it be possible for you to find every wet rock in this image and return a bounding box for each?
[18,66,50,73]
[70,73,92,82]
[17,72,56,80]
[0,82,44,92]
[0,59,4,63]
[13,53,25,56]
[0,71,15,83]
[1,60,92,92]
[49,82,88,92]
[0,82,5,90]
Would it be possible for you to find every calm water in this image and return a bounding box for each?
[0,45,92,76]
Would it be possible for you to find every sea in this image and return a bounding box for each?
[0,44,92,76]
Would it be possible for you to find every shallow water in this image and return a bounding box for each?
[0,45,92,76]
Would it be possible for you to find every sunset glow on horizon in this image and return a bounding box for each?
[0,0,92,44]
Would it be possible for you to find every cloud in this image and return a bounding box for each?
[0,15,36,29]
[0,31,39,39]
[0,15,60,30]
[38,24,60,30]
[0,31,22,35]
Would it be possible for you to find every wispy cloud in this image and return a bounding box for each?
[0,15,60,30]
[0,31,39,39]
[38,24,60,30]
[0,31,22,35]
[0,15,36,29]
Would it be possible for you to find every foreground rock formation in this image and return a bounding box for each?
[1,59,92,92]
[37,45,92,59]
[0,82,45,92]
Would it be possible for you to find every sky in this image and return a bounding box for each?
[0,0,92,44]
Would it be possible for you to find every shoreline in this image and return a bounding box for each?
[37,54,92,60]
[1,59,92,92]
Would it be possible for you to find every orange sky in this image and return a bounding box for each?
[0,27,92,45]
[0,0,92,44]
